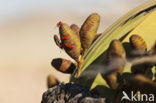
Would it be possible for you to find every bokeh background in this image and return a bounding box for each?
[0,0,149,103]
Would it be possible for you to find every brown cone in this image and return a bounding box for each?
[51,58,76,74]
[47,74,59,88]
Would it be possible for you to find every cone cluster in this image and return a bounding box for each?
[52,13,101,77]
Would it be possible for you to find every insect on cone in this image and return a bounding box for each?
[58,22,81,62]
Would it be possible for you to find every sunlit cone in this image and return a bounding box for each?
[77,13,100,78]
[70,24,84,54]
[107,39,126,62]
[80,13,100,51]
[105,40,126,89]
[129,35,152,77]
[70,24,80,38]
[58,23,81,62]
[51,58,76,74]
[54,34,62,49]
[129,34,147,55]
[47,74,59,88]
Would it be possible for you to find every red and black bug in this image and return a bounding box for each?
[54,22,81,62]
